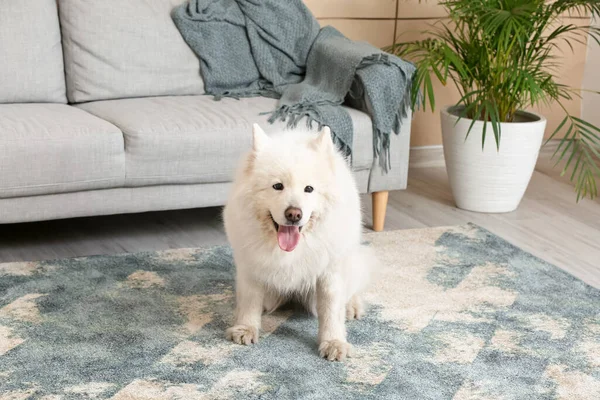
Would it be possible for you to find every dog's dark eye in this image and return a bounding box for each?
[304,186,314,193]
[273,183,284,191]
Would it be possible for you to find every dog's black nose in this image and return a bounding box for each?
[285,207,302,223]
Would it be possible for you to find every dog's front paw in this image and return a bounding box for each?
[318,340,353,361]
[226,325,259,345]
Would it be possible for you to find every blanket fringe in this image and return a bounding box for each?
[265,65,416,174]
[374,97,410,172]
[267,103,352,161]
[357,55,417,173]
[264,52,416,174]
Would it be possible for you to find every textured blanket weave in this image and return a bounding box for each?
[172,0,416,170]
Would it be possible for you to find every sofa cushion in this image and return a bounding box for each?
[77,96,373,187]
[0,104,126,198]
[59,0,205,103]
[0,0,66,103]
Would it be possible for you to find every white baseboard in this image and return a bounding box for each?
[409,145,444,168]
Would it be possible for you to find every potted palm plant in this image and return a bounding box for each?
[388,0,600,212]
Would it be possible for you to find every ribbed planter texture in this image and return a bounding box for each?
[441,106,547,213]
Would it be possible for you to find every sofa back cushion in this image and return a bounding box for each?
[0,0,67,103]
[58,0,205,103]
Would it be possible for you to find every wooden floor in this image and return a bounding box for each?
[1,157,599,289]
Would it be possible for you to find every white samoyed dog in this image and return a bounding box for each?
[223,123,376,361]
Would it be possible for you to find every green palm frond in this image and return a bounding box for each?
[386,0,600,201]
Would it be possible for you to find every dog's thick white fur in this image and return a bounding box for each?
[223,123,375,361]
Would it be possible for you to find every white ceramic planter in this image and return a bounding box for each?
[441,106,547,213]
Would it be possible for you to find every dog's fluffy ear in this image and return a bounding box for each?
[252,123,270,152]
[314,126,334,154]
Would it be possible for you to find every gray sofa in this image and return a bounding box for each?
[0,0,410,230]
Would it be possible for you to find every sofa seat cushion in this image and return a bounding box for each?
[59,0,205,103]
[0,105,125,199]
[0,0,66,103]
[77,96,374,187]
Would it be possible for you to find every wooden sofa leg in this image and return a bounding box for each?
[372,191,389,232]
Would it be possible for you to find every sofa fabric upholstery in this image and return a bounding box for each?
[0,183,230,224]
[0,169,372,224]
[58,0,205,103]
[77,96,375,187]
[0,0,66,103]
[0,104,125,198]
[0,2,412,224]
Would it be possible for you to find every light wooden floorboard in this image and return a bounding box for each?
[1,163,599,288]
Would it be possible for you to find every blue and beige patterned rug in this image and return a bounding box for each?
[1,224,599,399]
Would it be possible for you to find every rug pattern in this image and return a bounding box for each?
[0,224,599,399]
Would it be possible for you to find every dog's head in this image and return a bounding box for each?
[245,123,337,252]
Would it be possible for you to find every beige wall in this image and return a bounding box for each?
[306,0,590,146]
[582,18,600,129]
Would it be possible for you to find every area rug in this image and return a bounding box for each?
[0,224,599,400]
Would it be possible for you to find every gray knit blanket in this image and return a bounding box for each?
[172,0,416,170]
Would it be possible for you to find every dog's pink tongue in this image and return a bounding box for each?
[277,225,300,252]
